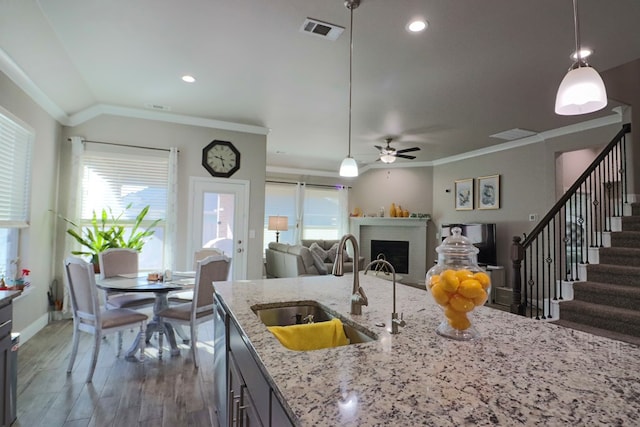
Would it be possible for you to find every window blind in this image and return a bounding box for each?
[0,110,33,227]
[80,152,169,221]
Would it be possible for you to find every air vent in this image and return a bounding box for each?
[490,128,538,141]
[144,103,171,111]
[300,18,344,41]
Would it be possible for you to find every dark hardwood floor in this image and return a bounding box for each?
[14,316,218,427]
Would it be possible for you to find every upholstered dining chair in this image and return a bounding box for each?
[157,254,230,368]
[99,248,155,310]
[168,248,227,305]
[64,256,148,382]
[193,248,224,270]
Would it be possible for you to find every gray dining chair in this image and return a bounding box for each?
[64,256,148,382]
[157,254,230,367]
[168,248,227,305]
[99,248,155,310]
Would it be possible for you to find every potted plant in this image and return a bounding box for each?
[56,204,161,271]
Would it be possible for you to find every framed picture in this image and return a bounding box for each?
[477,174,500,209]
[454,178,474,210]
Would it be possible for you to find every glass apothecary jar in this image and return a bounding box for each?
[426,227,491,341]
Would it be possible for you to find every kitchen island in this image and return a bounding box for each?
[213,274,640,426]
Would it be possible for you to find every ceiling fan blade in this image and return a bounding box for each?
[396,147,420,154]
[396,154,416,160]
[374,145,384,151]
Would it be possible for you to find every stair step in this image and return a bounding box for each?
[598,247,640,267]
[585,264,640,287]
[621,216,640,231]
[632,202,640,216]
[558,300,640,338]
[572,281,640,310]
[552,319,640,346]
[610,230,640,249]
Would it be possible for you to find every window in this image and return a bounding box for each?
[263,182,347,249]
[263,183,296,249]
[78,146,169,271]
[302,187,340,240]
[0,107,33,279]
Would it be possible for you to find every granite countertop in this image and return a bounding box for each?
[213,274,640,426]
[0,290,21,306]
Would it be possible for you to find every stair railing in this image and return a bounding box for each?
[510,123,631,319]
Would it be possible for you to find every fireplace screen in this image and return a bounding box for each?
[370,240,409,274]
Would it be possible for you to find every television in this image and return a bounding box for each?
[440,223,497,267]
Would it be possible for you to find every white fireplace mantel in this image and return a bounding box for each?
[350,217,429,285]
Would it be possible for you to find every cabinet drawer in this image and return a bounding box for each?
[0,302,12,338]
[229,319,270,424]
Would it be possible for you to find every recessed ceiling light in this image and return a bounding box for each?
[407,19,428,33]
[182,75,196,83]
[571,48,593,61]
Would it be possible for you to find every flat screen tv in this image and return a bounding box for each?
[441,223,497,267]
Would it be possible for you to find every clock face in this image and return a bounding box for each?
[202,140,240,177]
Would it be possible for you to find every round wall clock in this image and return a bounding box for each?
[202,140,241,178]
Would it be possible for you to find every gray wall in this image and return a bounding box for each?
[432,120,621,283]
[0,71,62,334]
[350,166,436,265]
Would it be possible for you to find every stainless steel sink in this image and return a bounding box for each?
[251,300,377,345]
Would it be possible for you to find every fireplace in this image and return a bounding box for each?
[371,240,409,274]
[349,217,428,285]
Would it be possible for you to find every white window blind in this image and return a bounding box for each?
[80,149,169,270]
[0,109,33,227]
[302,187,340,240]
[81,153,168,221]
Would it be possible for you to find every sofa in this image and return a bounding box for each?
[265,239,365,278]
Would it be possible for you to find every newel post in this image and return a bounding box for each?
[510,236,526,315]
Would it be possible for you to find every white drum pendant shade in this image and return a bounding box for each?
[555,65,607,115]
[339,157,358,177]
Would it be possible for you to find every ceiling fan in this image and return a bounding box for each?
[375,138,420,163]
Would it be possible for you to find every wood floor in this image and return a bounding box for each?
[13,316,219,427]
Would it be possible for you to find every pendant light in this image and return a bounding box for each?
[339,0,360,177]
[555,0,607,115]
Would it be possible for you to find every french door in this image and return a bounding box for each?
[188,177,249,280]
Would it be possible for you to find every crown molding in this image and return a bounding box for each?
[0,48,69,123]
[67,103,269,135]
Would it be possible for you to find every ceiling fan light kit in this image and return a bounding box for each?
[555,0,607,116]
[339,0,360,178]
[375,137,420,163]
[380,153,397,164]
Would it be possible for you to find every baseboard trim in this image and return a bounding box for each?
[16,312,49,344]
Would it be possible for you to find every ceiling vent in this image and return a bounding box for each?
[490,128,538,141]
[144,103,171,111]
[300,18,344,41]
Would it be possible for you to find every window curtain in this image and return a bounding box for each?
[294,182,305,244]
[62,136,86,314]
[164,147,178,271]
[337,186,349,237]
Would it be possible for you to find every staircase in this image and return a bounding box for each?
[554,202,640,346]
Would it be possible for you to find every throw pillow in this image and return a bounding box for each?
[310,250,328,275]
[326,242,339,263]
[309,242,328,262]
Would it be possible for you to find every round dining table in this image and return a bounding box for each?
[95,273,194,360]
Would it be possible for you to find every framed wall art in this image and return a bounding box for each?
[454,178,474,210]
[477,174,500,209]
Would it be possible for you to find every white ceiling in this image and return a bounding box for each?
[2,0,640,175]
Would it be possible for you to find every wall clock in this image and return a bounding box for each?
[202,140,241,178]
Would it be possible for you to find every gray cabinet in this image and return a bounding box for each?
[214,294,294,427]
[1,300,13,427]
[214,298,229,425]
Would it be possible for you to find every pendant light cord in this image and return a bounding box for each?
[573,0,581,65]
[347,2,355,158]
